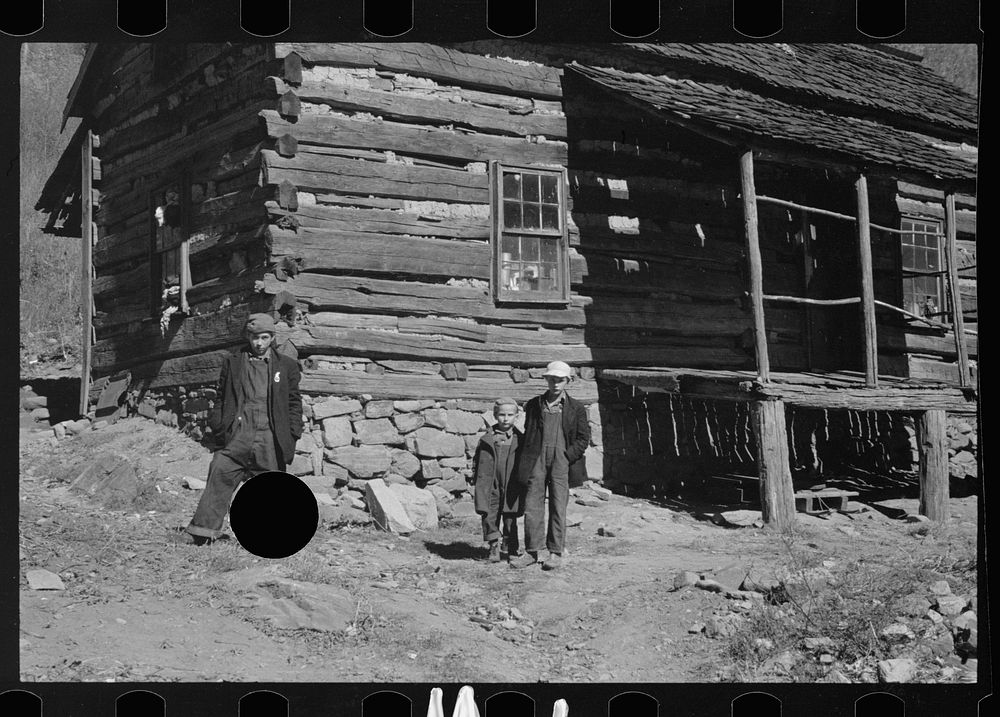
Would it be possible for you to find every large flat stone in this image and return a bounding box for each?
[390,449,421,479]
[445,409,486,435]
[352,418,402,446]
[364,400,395,418]
[287,453,314,476]
[321,416,353,448]
[365,479,417,534]
[295,432,317,454]
[393,412,425,434]
[313,398,362,421]
[388,484,439,530]
[325,445,391,478]
[394,399,435,413]
[407,427,466,458]
[421,408,448,429]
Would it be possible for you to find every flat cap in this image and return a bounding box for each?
[245,313,277,335]
[542,360,573,378]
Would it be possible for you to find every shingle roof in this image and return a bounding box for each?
[567,62,977,186]
[626,43,978,140]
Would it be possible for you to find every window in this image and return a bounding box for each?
[901,217,946,321]
[150,179,190,318]
[490,162,569,303]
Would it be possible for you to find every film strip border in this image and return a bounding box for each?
[1,685,993,715]
[0,1,982,40]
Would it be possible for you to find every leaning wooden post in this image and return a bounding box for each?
[917,409,949,521]
[78,129,94,418]
[750,399,796,530]
[739,150,770,383]
[854,172,878,387]
[943,192,971,387]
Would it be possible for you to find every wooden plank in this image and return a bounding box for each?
[855,173,879,387]
[259,272,588,328]
[261,149,490,204]
[300,368,599,403]
[918,410,949,521]
[756,383,976,413]
[288,324,752,368]
[265,226,491,280]
[751,400,796,530]
[907,355,977,384]
[274,43,564,99]
[944,193,971,387]
[259,110,567,167]
[740,150,770,382]
[272,79,567,139]
[80,130,95,416]
[265,201,490,240]
[895,197,977,235]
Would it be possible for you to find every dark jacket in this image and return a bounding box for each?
[517,392,590,488]
[472,428,524,516]
[208,346,303,466]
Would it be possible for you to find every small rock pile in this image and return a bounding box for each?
[946,418,978,488]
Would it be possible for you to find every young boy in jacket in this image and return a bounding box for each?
[471,397,524,562]
[510,361,590,571]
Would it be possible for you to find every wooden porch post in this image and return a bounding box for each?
[78,129,94,418]
[854,172,878,387]
[739,150,770,383]
[944,192,971,387]
[750,399,796,530]
[917,409,949,521]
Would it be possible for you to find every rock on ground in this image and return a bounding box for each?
[388,483,439,530]
[878,658,917,683]
[365,479,417,534]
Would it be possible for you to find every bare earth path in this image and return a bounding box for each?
[18,419,978,684]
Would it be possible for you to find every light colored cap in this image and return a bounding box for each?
[542,360,573,378]
[494,397,519,410]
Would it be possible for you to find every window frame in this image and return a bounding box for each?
[148,173,191,318]
[899,215,948,324]
[489,161,571,304]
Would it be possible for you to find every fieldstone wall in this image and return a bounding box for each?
[121,383,978,502]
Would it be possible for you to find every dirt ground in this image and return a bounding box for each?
[18,416,979,685]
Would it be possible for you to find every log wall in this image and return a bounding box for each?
[87,44,275,376]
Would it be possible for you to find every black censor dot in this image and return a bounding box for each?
[856,0,907,38]
[229,470,318,559]
[733,0,783,38]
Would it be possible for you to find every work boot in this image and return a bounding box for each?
[542,553,562,571]
[509,551,539,569]
[488,540,501,563]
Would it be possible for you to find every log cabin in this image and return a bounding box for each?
[36,42,978,527]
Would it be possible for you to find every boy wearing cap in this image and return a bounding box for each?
[511,361,590,571]
[470,398,524,562]
[175,313,303,545]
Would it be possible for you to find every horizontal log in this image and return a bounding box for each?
[756,383,976,413]
[895,197,977,235]
[896,182,976,209]
[260,273,588,327]
[273,78,567,138]
[260,109,568,168]
[266,226,491,279]
[288,324,752,368]
[130,349,234,389]
[261,149,490,204]
[265,201,490,240]
[300,368,598,403]
[91,303,268,373]
[275,43,564,99]
[907,355,978,384]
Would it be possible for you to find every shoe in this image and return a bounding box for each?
[170,529,210,546]
[509,552,539,569]
[542,553,562,571]
[488,541,501,563]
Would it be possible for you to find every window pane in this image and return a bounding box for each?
[541,174,558,203]
[502,172,521,200]
[540,239,558,263]
[522,173,540,202]
[541,204,559,229]
[538,263,558,291]
[523,203,541,229]
[503,201,523,229]
[521,235,540,261]
[501,234,520,258]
